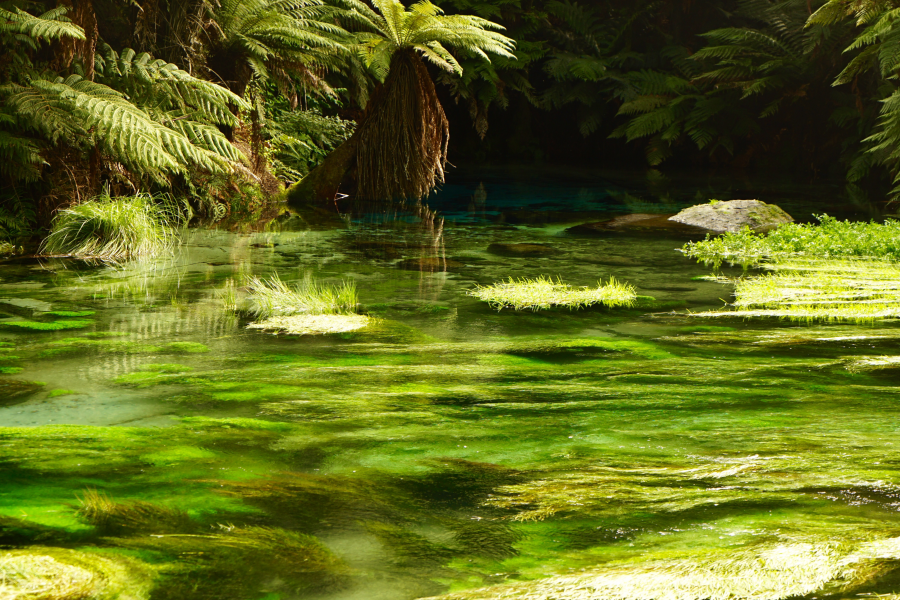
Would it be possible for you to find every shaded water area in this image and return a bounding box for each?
[3,168,900,599]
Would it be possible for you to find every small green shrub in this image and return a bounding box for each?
[682,215,900,267]
[246,274,359,318]
[41,193,185,259]
[468,275,636,311]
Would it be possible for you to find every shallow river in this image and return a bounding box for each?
[2,168,900,600]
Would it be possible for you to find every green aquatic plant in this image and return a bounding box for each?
[42,310,96,317]
[1,320,93,331]
[701,259,900,322]
[47,389,79,398]
[0,366,22,374]
[469,276,636,311]
[41,194,183,260]
[77,489,194,535]
[118,525,348,597]
[682,215,900,268]
[161,342,209,354]
[245,273,359,318]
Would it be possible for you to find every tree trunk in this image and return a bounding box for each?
[286,49,449,205]
[285,133,359,209]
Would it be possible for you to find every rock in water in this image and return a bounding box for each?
[668,200,793,233]
[487,243,560,257]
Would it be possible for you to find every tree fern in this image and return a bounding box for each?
[0,6,84,46]
[2,74,241,183]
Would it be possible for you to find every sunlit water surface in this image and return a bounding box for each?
[1,169,899,600]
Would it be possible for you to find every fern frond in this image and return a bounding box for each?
[0,6,84,43]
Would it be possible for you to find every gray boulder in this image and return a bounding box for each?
[668,199,793,233]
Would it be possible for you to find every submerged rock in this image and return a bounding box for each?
[567,213,707,238]
[0,379,43,405]
[487,243,560,257]
[669,199,794,233]
[0,547,153,600]
[396,257,465,271]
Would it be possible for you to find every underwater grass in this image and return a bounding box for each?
[245,273,359,318]
[77,489,194,535]
[682,215,900,268]
[41,192,184,260]
[469,276,636,311]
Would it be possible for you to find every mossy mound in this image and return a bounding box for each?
[1,320,93,331]
[248,314,372,335]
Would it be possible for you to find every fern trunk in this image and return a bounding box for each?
[287,49,449,205]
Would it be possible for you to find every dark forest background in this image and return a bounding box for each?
[4,0,900,239]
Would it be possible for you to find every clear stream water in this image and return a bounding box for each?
[2,168,900,600]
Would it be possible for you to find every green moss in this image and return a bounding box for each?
[42,338,163,356]
[143,363,193,373]
[82,331,129,338]
[42,310,96,317]
[0,366,22,374]
[47,389,79,398]
[1,320,93,331]
[161,342,209,353]
[140,446,219,465]
[557,338,673,359]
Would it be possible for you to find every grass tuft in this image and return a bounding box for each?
[41,193,184,260]
[246,274,359,318]
[468,275,636,311]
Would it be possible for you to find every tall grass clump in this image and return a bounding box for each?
[246,274,359,318]
[682,215,900,268]
[469,275,636,311]
[41,193,184,260]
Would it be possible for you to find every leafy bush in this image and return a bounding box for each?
[268,109,355,182]
[41,193,184,259]
[682,215,900,267]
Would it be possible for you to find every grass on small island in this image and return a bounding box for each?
[245,274,371,335]
[41,193,183,260]
[246,274,359,318]
[700,259,900,322]
[683,217,900,322]
[468,275,636,311]
[682,215,900,268]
